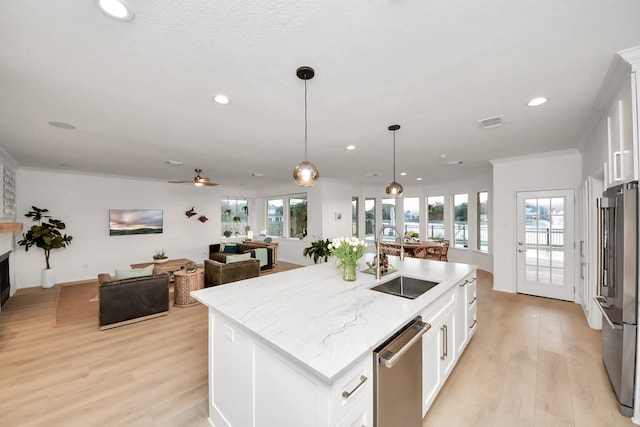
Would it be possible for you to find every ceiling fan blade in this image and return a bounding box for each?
[168,180,195,184]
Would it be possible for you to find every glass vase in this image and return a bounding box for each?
[343,262,357,281]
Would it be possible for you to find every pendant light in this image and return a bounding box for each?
[293,66,320,187]
[385,124,403,197]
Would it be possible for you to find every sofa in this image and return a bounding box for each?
[204,258,260,287]
[209,242,274,270]
[98,268,170,330]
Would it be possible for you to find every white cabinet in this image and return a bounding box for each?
[422,272,477,417]
[421,288,456,415]
[455,274,477,356]
[209,311,373,427]
[603,47,640,188]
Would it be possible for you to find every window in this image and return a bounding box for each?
[221,197,248,237]
[427,196,444,241]
[454,193,468,248]
[381,198,396,241]
[403,197,420,235]
[352,197,359,237]
[289,197,307,239]
[267,199,283,237]
[477,191,488,252]
[365,198,376,240]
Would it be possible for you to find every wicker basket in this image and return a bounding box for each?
[173,268,204,307]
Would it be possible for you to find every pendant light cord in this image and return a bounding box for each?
[304,79,308,162]
[392,130,396,181]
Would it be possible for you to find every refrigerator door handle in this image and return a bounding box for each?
[594,296,623,330]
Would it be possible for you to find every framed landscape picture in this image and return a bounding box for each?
[109,209,163,236]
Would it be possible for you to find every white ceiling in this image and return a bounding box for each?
[1,0,640,189]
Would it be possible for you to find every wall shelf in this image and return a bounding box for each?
[0,222,23,233]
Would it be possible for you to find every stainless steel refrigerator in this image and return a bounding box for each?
[596,180,638,417]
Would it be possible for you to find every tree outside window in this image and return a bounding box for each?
[365,198,376,240]
[352,197,359,237]
[267,199,283,237]
[427,196,444,241]
[289,198,307,239]
[404,197,420,235]
[477,191,489,252]
[454,194,468,248]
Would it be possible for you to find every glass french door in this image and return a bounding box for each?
[516,190,575,301]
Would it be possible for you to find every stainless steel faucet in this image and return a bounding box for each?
[376,225,404,279]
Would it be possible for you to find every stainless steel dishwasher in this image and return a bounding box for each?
[374,316,430,427]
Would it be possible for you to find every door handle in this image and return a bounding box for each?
[593,296,623,330]
[518,249,525,253]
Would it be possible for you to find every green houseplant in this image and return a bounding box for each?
[303,239,332,264]
[18,206,73,288]
[153,249,168,263]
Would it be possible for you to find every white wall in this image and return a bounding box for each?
[491,149,582,294]
[15,168,254,288]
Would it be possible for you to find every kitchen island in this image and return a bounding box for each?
[192,253,477,427]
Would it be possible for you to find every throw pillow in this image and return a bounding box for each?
[115,264,154,280]
[225,253,251,264]
[223,244,239,253]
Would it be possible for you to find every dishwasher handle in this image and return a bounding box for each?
[379,321,430,369]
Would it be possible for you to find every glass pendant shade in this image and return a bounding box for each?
[293,160,320,187]
[385,181,404,197]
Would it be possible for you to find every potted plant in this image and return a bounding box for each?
[223,229,232,238]
[153,249,168,263]
[17,206,73,288]
[303,239,332,263]
[185,262,198,273]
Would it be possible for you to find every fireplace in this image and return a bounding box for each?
[0,251,9,308]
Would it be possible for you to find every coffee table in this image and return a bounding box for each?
[130,258,195,277]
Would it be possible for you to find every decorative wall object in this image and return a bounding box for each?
[185,207,197,218]
[198,215,208,223]
[1,165,16,218]
[109,209,163,236]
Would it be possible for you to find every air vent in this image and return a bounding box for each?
[477,115,504,129]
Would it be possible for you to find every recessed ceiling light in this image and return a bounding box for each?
[251,173,264,177]
[48,121,76,129]
[213,95,231,105]
[400,172,407,176]
[527,97,548,107]
[346,145,356,150]
[416,177,423,181]
[96,0,134,21]
[166,160,184,165]
[439,154,447,159]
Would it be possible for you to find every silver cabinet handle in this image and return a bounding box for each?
[379,321,430,368]
[469,296,477,305]
[341,375,367,399]
[469,319,477,329]
[440,325,448,360]
[459,279,469,287]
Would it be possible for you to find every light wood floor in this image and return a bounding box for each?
[0,270,634,426]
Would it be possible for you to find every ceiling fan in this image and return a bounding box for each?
[168,168,217,187]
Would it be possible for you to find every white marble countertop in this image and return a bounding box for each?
[191,253,476,382]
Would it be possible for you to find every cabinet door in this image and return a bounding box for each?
[455,280,468,357]
[440,308,456,378]
[422,324,443,416]
[606,75,636,186]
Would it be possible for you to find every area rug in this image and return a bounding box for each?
[55,282,99,326]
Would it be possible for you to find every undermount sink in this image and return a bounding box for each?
[370,275,440,299]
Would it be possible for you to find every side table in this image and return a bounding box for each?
[173,268,204,307]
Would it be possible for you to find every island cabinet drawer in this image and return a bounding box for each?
[330,355,373,424]
[468,300,477,336]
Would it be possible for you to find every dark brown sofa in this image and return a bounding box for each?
[98,269,170,330]
[204,258,260,287]
[209,242,274,270]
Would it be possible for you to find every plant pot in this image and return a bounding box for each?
[154,258,169,264]
[41,269,55,288]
